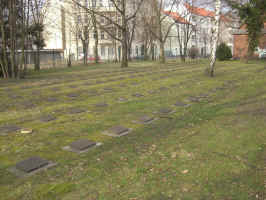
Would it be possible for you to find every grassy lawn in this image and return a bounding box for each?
[0,60,265,200]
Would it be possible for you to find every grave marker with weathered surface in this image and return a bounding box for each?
[39,115,56,122]
[16,157,49,173]
[0,125,20,136]
[103,125,131,137]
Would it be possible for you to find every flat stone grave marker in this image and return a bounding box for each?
[0,125,20,136]
[132,93,144,98]
[83,82,92,86]
[66,93,80,98]
[9,156,56,177]
[68,85,78,89]
[119,84,127,88]
[31,91,41,95]
[62,139,101,153]
[148,90,157,94]
[68,107,87,114]
[20,85,32,90]
[174,101,190,107]
[103,87,113,92]
[22,102,36,109]
[46,97,58,102]
[197,94,209,98]
[159,87,169,91]
[187,96,201,103]
[131,82,139,86]
[8,94,22,99]
[95,80,104,84]
[117,97,128,102]
[50,87,61,92]
[16,156,49,173]
[157,107,174,115]
[39,115,56,122]
[70,139,96,151]
[95,102,108,107]
[103,125,131,137]
[135,115,155,124]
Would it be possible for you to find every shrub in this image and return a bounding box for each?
[188,47,199,59]
[216,43,232,61]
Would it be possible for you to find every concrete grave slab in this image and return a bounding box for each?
[95,103,108,107]
[66,93,80,98]
[132,93,144,98]
[174,101,190,107]
[46,97,58,103]
[63,139,102,154]
[155,108,175,115]
[16,156,49,173]
[117,97,128,102]
[39,115,56,122]
[68,85,78,89]
[68,107,87,114]
[8,156,56,177]
[102,125,132,137]
[0,125,20,136]
[133,115,157,124]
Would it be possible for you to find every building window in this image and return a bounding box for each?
[92,0,96,7]
[136,46,138,56]
[101,46,105,56]
[101,31,104,39]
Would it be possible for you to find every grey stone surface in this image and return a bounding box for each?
[139,116,154,123]
[46,97,58,102]
[68,108,86,114]
[70,139,96,151]
[0,125,20,135]
[39,115,56,122]
[174,101,189,107]
[95,103,108,107]
[68,85,78,88]
[158,108,173,114]
[67,93,80,98]
[132,93,144,97]
[16,156,49,173]
[159,87,168,91]
[117,97,128,102]
[187,97,200,102]
[22,102,36,109]
[108,126,129,135]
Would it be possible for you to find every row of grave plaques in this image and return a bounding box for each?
[4,99,193,177]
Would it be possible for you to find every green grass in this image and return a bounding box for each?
[0,59,265,200]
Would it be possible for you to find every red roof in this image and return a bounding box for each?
[164,11,190,24]
[184,3,228,22]
[184,3,215,17]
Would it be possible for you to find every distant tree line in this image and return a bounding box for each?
[0,0,48,78]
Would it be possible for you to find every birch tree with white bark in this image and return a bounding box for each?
[207,0,221,77]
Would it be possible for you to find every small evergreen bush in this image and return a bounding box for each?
[216,43,232,61]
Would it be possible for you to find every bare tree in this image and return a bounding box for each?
[71,0,144,68]
[207,0,222,77]
[143,0,178,63]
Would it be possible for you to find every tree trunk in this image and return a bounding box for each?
[91,13,99,64]
[159,41,165,63]
[94,34,99,64]
[82,41,88,65]
[35,47,41,71]
[121,31,128,68]
[0,9,9,78]
[208,0,221,77]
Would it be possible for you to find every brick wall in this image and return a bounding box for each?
[233,23,266,58]
[233,34,266,58]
